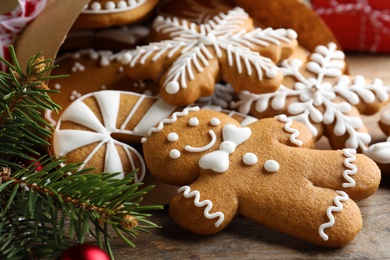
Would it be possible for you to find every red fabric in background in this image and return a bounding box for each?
[312,0,390,53]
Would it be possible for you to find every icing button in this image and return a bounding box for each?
[243,153,258,165]
[167,132,179,142]
[264,160,279,173]
[210,117,220,126]
[169,149,181,159]
[189,117,199,126]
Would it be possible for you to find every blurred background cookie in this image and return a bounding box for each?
[73,0,159,29]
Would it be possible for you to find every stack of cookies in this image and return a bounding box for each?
[47,0,390,248]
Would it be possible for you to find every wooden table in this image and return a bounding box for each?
[110,54,390,259]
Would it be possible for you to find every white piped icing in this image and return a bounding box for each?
[275,115,303,147]
[199,124,251,172]
[169,149,181,159]
[318,190,349,241]
[231,42,388,151]
[243,153,258,165]
[167,132,179,142]
[126,7,297,95]
[146,107,200,137]
[82,0,147,14]
[178,185,224,228]
[365,141,390,164]
[264,160,279,172]
[185,130,217,153]
[189,117,199,126]
[342,149,357,188]
[210,117,220,126]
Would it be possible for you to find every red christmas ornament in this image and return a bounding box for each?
[58,244,110,260]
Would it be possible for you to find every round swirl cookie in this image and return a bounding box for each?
[46,49,159,126]
[73,0,159,29]
[142,108,380,247]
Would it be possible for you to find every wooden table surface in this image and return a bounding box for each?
[110,54,390,259]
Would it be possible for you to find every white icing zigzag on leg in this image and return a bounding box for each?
[318,190,349,241]
[177,185,224,228]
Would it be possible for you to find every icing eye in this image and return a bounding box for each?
[169,149,181,159]
[189,117,199,126]
[210,117,220,126]
[243,153,258,165]
[167,132,179,142]
[264,160,280,173]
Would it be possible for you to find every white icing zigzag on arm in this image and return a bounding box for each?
[342,148,357,188]
[318,190,349,241]
[275,115,303,147]
[177,185,224,228]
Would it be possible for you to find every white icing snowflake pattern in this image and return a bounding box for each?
[123,7,297,100]
[232,42,390,151]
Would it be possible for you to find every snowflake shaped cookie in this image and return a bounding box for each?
[232,42,390,151]
[122,7,298,106]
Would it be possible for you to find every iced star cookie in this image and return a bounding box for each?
[232,42,390,152]
[142,108,380,247]
[46,49,159,126]
[73,0,159,29]
[122,7,298,106]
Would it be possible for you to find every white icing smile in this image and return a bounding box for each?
[185,130,217,153]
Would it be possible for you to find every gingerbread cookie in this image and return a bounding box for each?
[52,90,257,181]
[142,108,380,247]
[61,23,151,52]
[364,109,390,173]
[46,49,159,126]
[122,7,298,106]
[232,42,390,152]
[73,0,159,29]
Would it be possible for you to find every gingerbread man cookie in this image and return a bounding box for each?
[232,42,390,151]
[122,7,298,106]
[73,0,159,29]
[142,108,380,247]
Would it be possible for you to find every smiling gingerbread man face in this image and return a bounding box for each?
[142,108,380,247]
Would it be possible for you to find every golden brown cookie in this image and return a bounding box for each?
[231,42,390,152]
[73,0,159,29]
[122,7,298,106]
[46,49,159,126]
[142,108,380,247]
[365,109,390,173]
[61,23,151,52]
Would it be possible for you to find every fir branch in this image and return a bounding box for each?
[0,46,162,259]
